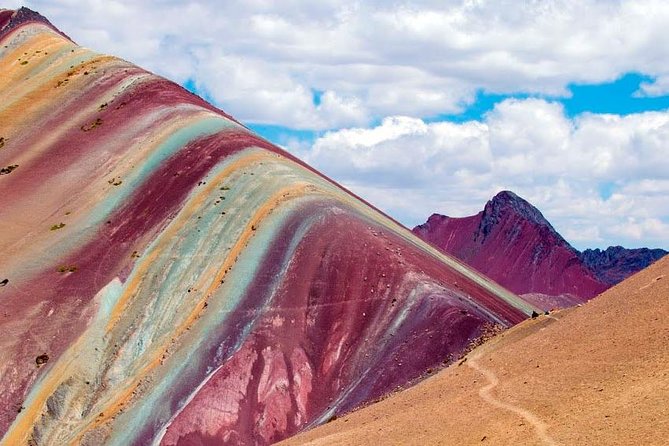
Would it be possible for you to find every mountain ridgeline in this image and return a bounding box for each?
[581,246,668,285]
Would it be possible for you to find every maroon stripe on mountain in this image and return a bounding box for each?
[413,191,608,300]
[0,10,13,31]
[0,128,281,434]
[160,202,526,446]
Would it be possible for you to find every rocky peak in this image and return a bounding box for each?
[477,191,565,245]
[484,191,551,227]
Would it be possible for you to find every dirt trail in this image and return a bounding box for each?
[639,274,664,290]
[467,354,560,446]
[281,256,669,446]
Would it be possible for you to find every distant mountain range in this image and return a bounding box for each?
[581,245,668,285]
[413,191,667,309]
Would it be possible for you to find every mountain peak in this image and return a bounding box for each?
[0,7,69,41]
[418,191,552,236]
[477,190,563,244]
[485,190,551,227]
[413,191,607,301]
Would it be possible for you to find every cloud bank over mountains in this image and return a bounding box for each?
[10,0,669,128]
[6,0,668,248]
[298,98,669,249]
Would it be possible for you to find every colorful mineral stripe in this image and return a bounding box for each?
[0,8,537,445]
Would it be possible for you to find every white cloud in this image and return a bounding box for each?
[4,1,667,248]
[6,0,669,128]
[301,99,669,249]
[610,218,669,241]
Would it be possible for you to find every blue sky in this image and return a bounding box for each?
[236,72,669,156]
[442,74,669,121]
[7,0,669,249]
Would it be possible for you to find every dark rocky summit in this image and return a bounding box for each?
[581,246,667,285]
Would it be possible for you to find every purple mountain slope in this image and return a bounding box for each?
[413,191,666,309]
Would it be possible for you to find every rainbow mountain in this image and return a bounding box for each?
[0,8,537,445]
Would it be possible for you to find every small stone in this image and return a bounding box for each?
[0,164,18,175]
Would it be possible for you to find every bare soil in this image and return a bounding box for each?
[281,256,669,446]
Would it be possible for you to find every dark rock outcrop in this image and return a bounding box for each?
[581,246,667,285]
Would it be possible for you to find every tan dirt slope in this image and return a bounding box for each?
[281,256,669,446]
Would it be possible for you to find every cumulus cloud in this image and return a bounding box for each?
[3,1,666,248]
[610,217,669,241]
[5,0,669,128]
[301,99,669,249]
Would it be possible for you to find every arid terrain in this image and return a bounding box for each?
[282,255,669,445]
[2,7,667,446]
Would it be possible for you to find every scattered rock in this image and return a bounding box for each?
[81,118,103,132]
[50,223,66,231]
[0,164,18,175]
[57,265,78,273]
